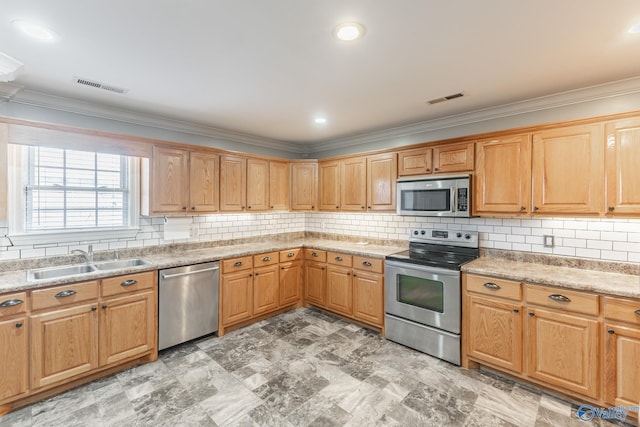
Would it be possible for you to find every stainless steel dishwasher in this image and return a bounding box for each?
[158,261,219,350]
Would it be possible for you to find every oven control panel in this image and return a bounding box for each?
[410,228,478,247]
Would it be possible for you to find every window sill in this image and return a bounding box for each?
[8,228,140,246]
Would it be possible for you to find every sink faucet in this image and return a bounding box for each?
[72,245,93,263]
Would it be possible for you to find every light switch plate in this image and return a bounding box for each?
[543,235,554,248]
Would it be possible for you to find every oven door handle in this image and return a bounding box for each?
[384,259,462,277]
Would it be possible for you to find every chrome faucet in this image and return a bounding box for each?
[72,245,93,263]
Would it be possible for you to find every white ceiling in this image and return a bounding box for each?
[2,0,640,144]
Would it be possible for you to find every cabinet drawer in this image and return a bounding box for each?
[254,251,279,267]
[304,249,326,262]
[0,292,28,318]
[466,274,522,301]
[222,256,253,273]
[31,281,99,311]
[328,252,353,267]
[603,296,640,326]
[102,271,155,297]
[525,284,599,316]
[280,248,301,262]
[353,256,383,273]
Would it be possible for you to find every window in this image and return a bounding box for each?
[8,145,140,244]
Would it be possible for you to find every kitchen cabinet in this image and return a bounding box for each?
[319,160,341,211]
[604,118,640,216]
[341,156,367,211]
[326,265,353,316]
[279,249,302,306]
[221,257,253,326]
[532,124,604,215]
[367,153,397,211]
[0,292,28,402]
[398,147,432,176]
[269,161,290,210]
[291,162,317,211]
[149,146,219,214]
[474,134,531,215]
[252,252,279,316]
[603,296,640,407]
[352,257,384,327]
[397,142,473,176]
[304,249,327,306]
[464,275,523,373]
[220,154,248,212]
[246,158,270,211]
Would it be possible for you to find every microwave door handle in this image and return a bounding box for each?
[451,187,457,213]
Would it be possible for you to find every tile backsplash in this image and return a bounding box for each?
[1,211,639,263]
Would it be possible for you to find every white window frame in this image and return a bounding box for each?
[7,144,140,245]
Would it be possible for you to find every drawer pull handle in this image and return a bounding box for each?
[483,282,501,290]
[607,328,615,334]
[312,252,318,257]
[262,256,271,262]
[55,290,77,298]
[362,261,372,267]
[121,279,138,287]
[0,299,24,307]
[234,261,243,266]
[287,252,294,257]
[15,322,23,328]
[548,294,571,303]
[635,309,640,316]
[335,257,343,261]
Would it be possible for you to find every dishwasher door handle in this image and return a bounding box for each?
[161,266,219,280]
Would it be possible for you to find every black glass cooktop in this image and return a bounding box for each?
[386,243,479,270]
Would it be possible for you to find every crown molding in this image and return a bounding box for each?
[2,87,308,154]
[311,76,640,154]
[0,82,24,102]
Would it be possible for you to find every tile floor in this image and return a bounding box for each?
[0,307,634,426]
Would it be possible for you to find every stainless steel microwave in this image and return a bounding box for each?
[396,174,471,217]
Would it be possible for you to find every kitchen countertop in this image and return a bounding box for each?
[462,257,640,299]
[0,237,406,294]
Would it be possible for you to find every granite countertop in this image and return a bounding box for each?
[462,257,640,299]
[0,238,406,294]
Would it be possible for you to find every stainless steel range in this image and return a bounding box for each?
[385,228,479,365]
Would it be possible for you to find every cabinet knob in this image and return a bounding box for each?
[361,206,365,209]
[255,272,259,276]
[520,206,526,211]
[91,307,97,312]
[426,168,430,172]
[270,206,274,209]
[249,273,253,277]
[182,206,187,210]
[15,322,23,328]
[513,308,519,313]
[608,206,615,212]
[347,272,351,276]
[311,205,315,209]
[434,168,439,172]
[353,273,357,277]
[102,304,107,310]
[191,207,195,210]
[247,206,252,209]
[607,328,615,334]
[533,206,539,211]
[528,312,534,317]
[367,206,371,209]
[336,206,339,209]
[312,252,318,257]
[321,267,325,270]
[281,267,285,270]
[241,206,245,210]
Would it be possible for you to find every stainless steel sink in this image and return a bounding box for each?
[93,259,150,270]
[28,264,98,281]
[27,258,150,281]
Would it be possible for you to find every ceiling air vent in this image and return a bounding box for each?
[72,76,128,94]
[426,91,464,105]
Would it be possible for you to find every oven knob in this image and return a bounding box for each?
[420,230,426,235]
[465,234,471,239]
[413,230,419,235]
[456,232,462,238]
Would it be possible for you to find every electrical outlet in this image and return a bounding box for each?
[543,235,554,248]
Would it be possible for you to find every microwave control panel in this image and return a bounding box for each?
[457,188,468,212]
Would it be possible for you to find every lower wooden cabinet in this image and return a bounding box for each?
[221,270,253,325]
[280,261,302,306]
[326,265,353,316]
[304,261,326,306]
[253,265,279,316]
[352,270,384,327]
[0,316,28,401]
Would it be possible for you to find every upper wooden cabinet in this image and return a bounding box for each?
[605,118,640,216]
[220,155,248,212]
[398,142,473,176]
[149,146,219,214]
[474,134,532,215]
[246,158,269,211]
[269,161,290,210]
[291,162,318,211]
[319,153,397,212]
[532,124,604,215]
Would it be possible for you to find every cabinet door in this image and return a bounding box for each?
[341,157,367,211]
[326,265,353,316]
[532,124,604,214]
[398,147,432,176]
[189,151,219,213]
[220,155,247,212]
[433,142,474,173]
[475,135,531,215]
[604,324,640,407]
[246,158,269,211]
[253,265,279,316]
[269,161,290,210]
[30,303,99,389]
[221,271,253,326]
[0,316,28,401]
[605,118,640,215]
[150,146,190,213]
[291,163,317,210]
[526,308,599,399]
[367,153,397,211]
[304,261,326,306]
[353,271,383,326]
[319,160,341,211]
[280,261,302,306]
[99,291,156,366]
[467,295,523,373]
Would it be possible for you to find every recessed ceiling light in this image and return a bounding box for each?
[11,19,58,41]
[314,117,327,124]
[629,23,640,34]
[333,22,365,41]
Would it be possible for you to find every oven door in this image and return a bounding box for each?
[384,259,461,334]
